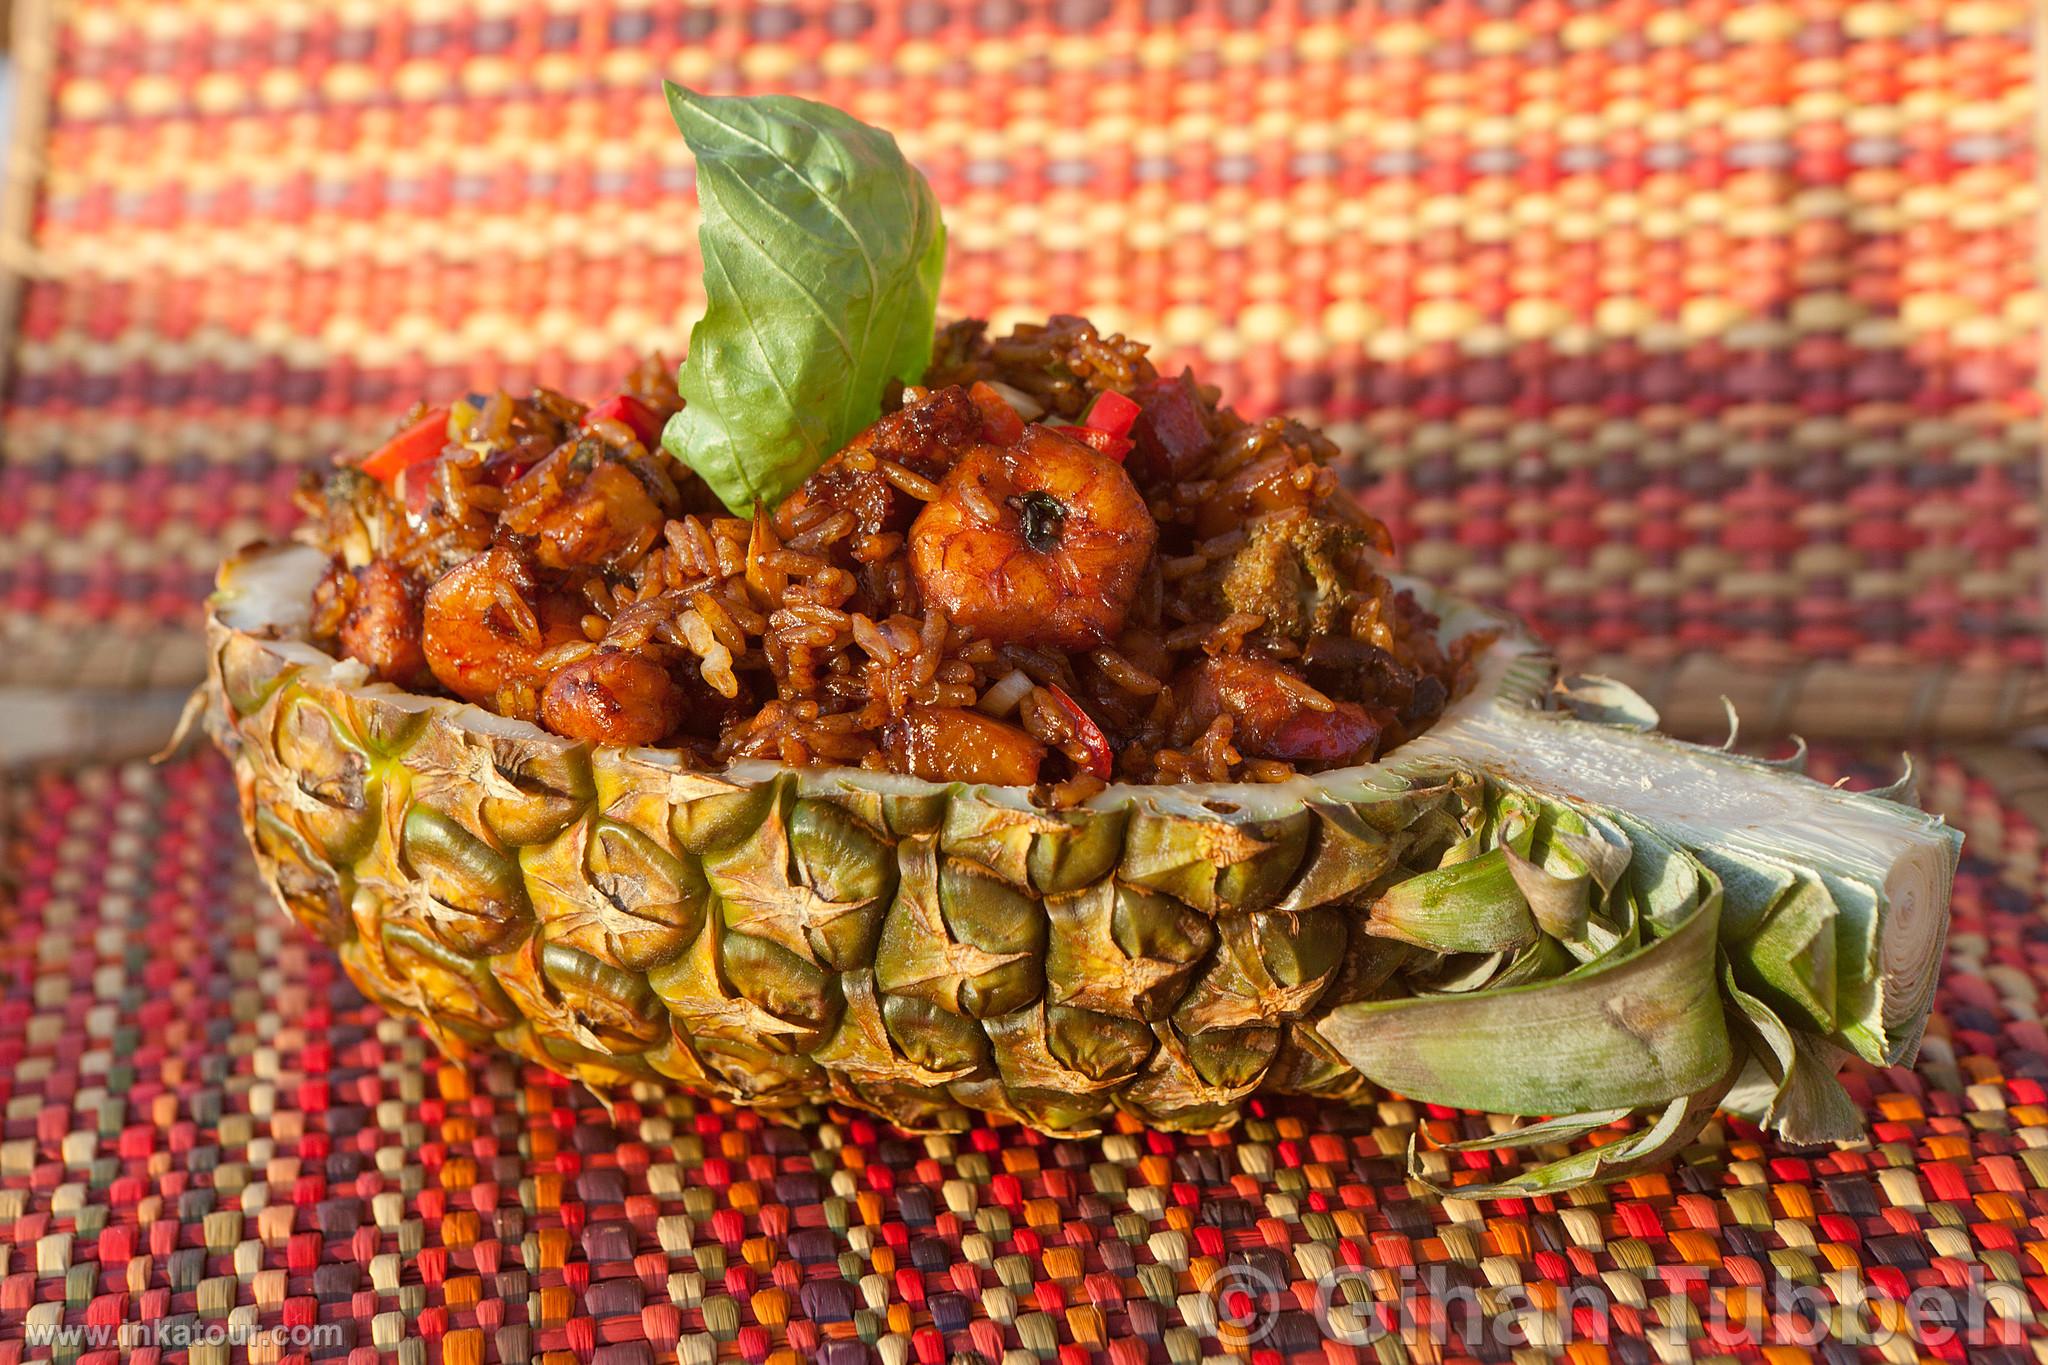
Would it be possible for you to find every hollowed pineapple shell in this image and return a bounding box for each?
[207,545,1960,1193]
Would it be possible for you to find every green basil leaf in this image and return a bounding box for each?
[660,83,948,514]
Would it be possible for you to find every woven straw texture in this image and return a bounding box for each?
[0,745,2038,1362]
[2,0,2041,718]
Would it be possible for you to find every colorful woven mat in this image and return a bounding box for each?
[2,0,2040,692]
[0,747,2042,1362]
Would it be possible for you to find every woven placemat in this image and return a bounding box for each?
[1,0,2041,724]
[0,746,2041,1362]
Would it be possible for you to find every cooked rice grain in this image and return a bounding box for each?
[304,315,1475,789]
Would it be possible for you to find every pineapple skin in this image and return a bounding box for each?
[207,597,1469,1137]
[204,543,1960,1180]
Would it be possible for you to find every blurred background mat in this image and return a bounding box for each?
[0,0,2040,749]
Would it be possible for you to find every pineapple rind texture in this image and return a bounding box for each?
[207,547,1959,1192]
[214,618,1452,1136]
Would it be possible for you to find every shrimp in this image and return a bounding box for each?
[909,424,1156,650]
[328,558,432,687]
[1175,655,1384,770]
[881,705,1047,785]
[783,385,988,540]
[421,546,586,712]
[540,652,684,747]
[501,444,671,571]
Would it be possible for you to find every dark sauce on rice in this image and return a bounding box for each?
[300,317,1484,798]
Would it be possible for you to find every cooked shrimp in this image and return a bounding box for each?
[783,385,988,540]
[421,546,586,711]
[1175,655,1384,770]
[881,705,1047,785]
[909,424,1156,649]
[332,558,431,687]
[501,446,671,571]
[540,652,684,747]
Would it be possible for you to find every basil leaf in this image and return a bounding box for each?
[660,83,948,514]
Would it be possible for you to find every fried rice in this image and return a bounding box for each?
[299,316,1482,799]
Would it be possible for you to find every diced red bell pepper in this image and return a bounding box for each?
[1042,684,1114,780]
[1080,389,1141,440]
[581,393,665,450]
[1051,425,1132,463]
[359,407,452,483]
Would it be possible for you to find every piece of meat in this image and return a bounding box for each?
[1217,510,1369,640]
[1176,655,1383,770]
[1195,451,1323,540]
[789,386,988,538]
[1127,370,1214,486]
[502,446,669,571]
[909,425,1158,650]
[334,559,431,687]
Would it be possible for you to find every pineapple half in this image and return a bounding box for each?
[206,542,1959,1194]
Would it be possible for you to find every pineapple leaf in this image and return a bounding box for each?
[1321,825,1734,1116]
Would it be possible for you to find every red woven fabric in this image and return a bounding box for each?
[0,748,2038,1361]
